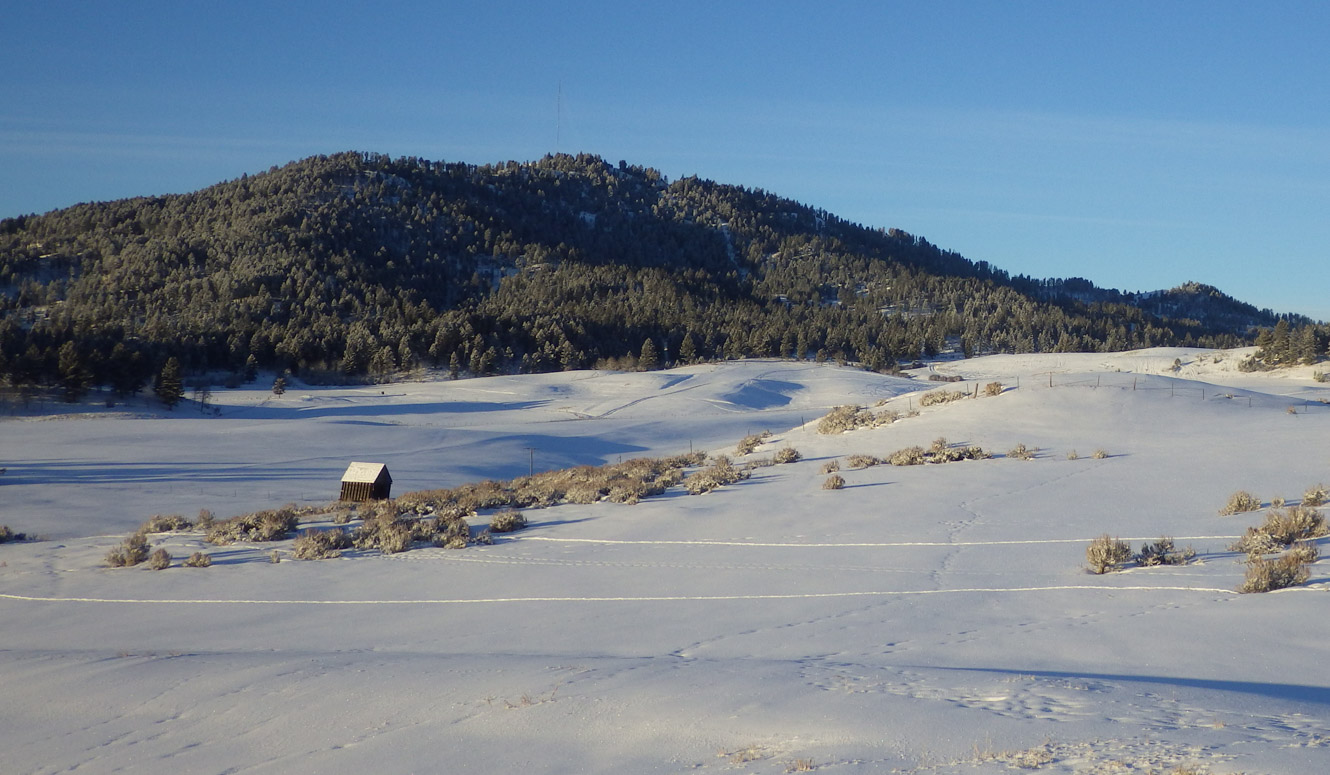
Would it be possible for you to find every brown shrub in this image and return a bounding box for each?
[888,446,927,466]
[146,548,172,570]
[773,447,802,464]
[736,431,772,456]
[1230,507,1327,554]
[140,514,192,533]
[490,508,527,533]
[919,389,967,407]
[1007,443,1036,461]
[292,528,353,560]
[183,551,213,568]
[1219,490,1261,516]
[846,454,880,469]
[1303,483,1329,507]
[817,405,875,434]
[1135,537,1195,567]
[984,381,1003,397]
[206,508,300,544]
[822,474,846,490]
[820,459,840,474]
[353,516,414,554]
[105,533,150,567]
[1239,552,1311,593]
[1086,535,1131,574]
[684,456,749,494]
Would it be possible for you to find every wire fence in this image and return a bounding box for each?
[986,372,1330,413]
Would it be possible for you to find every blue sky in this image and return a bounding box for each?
[4,1,1328,320]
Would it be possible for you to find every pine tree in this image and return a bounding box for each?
[677,333,696,364]
[57,341,91,403]
[272,375,287,395]
[154,357,183,409]
[639,338,659,371]
[448,351,461,380]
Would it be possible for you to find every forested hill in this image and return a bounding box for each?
[0,151,1291,399]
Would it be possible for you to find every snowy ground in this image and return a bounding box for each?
[2,349,1329,774]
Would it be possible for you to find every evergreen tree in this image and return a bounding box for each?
[448,351,461,380]
[57,341,91,403]
[272,375,287,395]
[677,333,696,364]
[639,338,659,371]
[154,357,183,409]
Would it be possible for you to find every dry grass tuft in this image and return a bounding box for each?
[822,474,846,490]
[820,459,840,474]
[1218,490,1262,516]
[984,381,1004,396]
[1086,535,1132,574]
[1007,443,1036,461]
[1092,449,1108,459]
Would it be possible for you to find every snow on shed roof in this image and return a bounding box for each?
[341,462,389,483]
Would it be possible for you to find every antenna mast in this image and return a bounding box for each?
[556,81,562,153]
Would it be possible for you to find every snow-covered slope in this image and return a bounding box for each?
[2,350,1328,774]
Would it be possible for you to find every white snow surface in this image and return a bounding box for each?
[3,349,1329,774]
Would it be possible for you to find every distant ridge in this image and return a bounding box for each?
[0,151,1297,397]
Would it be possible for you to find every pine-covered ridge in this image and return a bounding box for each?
[0,151,1314,401]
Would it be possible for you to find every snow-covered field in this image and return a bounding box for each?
[3,349,1329,774]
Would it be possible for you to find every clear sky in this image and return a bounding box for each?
[3,1,1328,320]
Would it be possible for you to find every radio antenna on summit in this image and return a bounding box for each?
[556,81,562,154]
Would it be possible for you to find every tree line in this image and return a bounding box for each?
[0,151,1294,404]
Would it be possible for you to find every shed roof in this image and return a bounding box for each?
[341,461,390,483]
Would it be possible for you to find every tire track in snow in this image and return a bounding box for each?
[0,584,1273,607]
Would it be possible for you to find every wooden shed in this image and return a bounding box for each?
[340,462,392,502]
